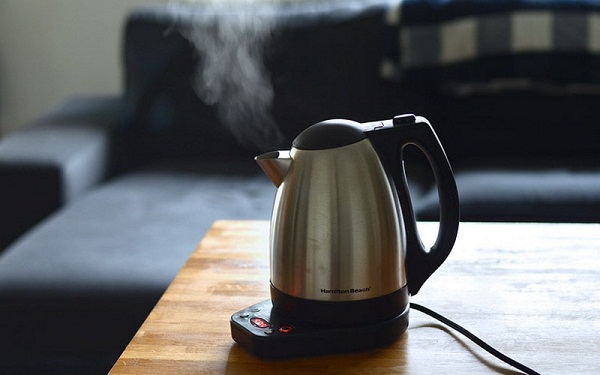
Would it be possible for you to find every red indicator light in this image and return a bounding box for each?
[250,317,270,329]
[278,325,293,334]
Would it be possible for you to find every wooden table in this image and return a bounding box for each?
[109,220,600,374]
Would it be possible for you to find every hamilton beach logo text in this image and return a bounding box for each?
[320,287,371,294]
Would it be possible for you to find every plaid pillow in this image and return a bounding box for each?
[382,0,600,94]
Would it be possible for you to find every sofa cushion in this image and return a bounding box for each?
[0,159,275,372]
[416,165,600,222]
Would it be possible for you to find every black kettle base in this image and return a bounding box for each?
[230,299,409,359]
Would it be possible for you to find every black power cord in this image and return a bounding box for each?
[410,303,541,375]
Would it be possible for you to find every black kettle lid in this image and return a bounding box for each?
[292,119,366,150]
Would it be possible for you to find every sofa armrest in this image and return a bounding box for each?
[0,95,125,249]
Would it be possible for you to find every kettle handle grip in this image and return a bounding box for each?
[367,115,460,295]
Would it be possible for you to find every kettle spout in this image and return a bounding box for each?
[255,150,292,188]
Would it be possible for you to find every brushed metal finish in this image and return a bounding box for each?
[269,139,406,302]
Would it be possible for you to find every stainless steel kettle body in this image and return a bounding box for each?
[270,139,406,301]
[256,115,459,327]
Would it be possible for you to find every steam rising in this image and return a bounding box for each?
[172,0,287,151]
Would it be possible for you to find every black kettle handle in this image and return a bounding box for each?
[366,115,460,295]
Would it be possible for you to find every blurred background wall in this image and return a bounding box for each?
[0,0,167,137]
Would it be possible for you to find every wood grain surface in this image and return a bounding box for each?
[109,220,600,374]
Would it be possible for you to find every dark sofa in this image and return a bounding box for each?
[1,0,599,373]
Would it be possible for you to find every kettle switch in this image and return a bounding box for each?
[250,317,270,329]
[362,120,391,132]
[393,114,416,126]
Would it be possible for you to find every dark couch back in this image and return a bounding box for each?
[119,0,600,169]
[118,0,399,168]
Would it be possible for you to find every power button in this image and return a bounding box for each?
[393,114,416,126]
[250,317,270,329]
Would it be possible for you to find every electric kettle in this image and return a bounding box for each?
[231,114,459,358]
